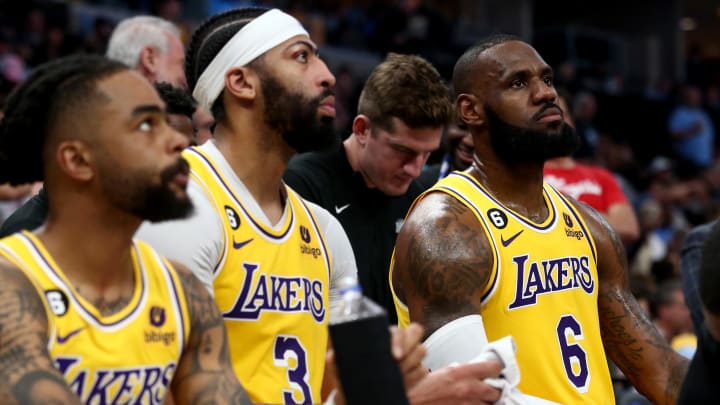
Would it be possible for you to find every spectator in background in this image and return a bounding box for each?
[545,92,640,244]
[631,274,656,317]
[192,105,214,145]
[106,15,187,89]
[417,120,473,189]
[649,280,695,357]
[153,82,197,143]
[668,84,715,176]
[572,91,600,161]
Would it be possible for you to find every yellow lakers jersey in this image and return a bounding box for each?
[184,146,331,404]
[391,171,614,404]
[0,232,190,405]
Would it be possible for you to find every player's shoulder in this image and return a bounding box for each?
[403,190,481,238]
[0,254,45,300]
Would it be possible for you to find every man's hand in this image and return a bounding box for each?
[408,362,503,405]
[390,323,503,405]
[390,323,428,390]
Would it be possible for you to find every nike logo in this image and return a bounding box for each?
[56,328,84,344]
[500,230,524,247]
[334,204,351,214]
[232,237,253,249]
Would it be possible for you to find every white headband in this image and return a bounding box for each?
[192,9,309,112]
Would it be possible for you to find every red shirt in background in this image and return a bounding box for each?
[544,163,628,213]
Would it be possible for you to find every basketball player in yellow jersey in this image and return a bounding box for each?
[179,146,333,401]
[391,35,689,404]
[0,54,251,404]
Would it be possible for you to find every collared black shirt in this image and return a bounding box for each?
[284,146,426,324]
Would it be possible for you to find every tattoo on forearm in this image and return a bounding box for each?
[600,286,688,405]
[406,197,491,334]
[174,268,253,405]
[597,288,646,376]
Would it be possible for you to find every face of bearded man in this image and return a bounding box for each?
[259,70,338,153]
[484,104,579,165]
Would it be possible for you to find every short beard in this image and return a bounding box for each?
[102,158,194,223]
[485,105,579,165]
[259,72,338,153]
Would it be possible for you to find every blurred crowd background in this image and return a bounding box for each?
[1,0,718,400]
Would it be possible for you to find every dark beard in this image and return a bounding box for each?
[102,157,194,223]
[260,72,338,153]
[137,158,194,222]
[485,105,579,165]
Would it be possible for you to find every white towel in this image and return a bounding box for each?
[468,336,558,405]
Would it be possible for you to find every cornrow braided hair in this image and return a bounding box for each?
[185,7,268,122]
[0,54,127,185]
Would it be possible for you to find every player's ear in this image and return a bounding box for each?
[225,66,257,101]
[457,94,484,127]
[56,140,95,182]
[352,115,372,145]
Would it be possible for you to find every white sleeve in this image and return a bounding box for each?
[135,181,223,296]
[307,201,358,311]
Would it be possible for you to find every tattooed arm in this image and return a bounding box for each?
[392,192,493,338]
[578,202,688,405]
[0,258,81,405]
[170,262,254,405]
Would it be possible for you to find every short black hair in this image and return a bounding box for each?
[154,82,196,119]
[0,54,127,185]
[649,280,682,319]
[185,7,269,122]
[452,34,520,97]
[700,221,720,315]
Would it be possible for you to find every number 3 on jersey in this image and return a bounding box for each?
[274,335,312,404]
[556,314,590,393]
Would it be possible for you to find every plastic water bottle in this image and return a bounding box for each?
[330,276,380,323]
[328,277,409,405]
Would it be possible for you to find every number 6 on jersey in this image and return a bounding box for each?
[556,314,590,392]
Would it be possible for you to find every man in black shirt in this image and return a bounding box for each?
[679,220,720,403]
[284,53,452,323]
